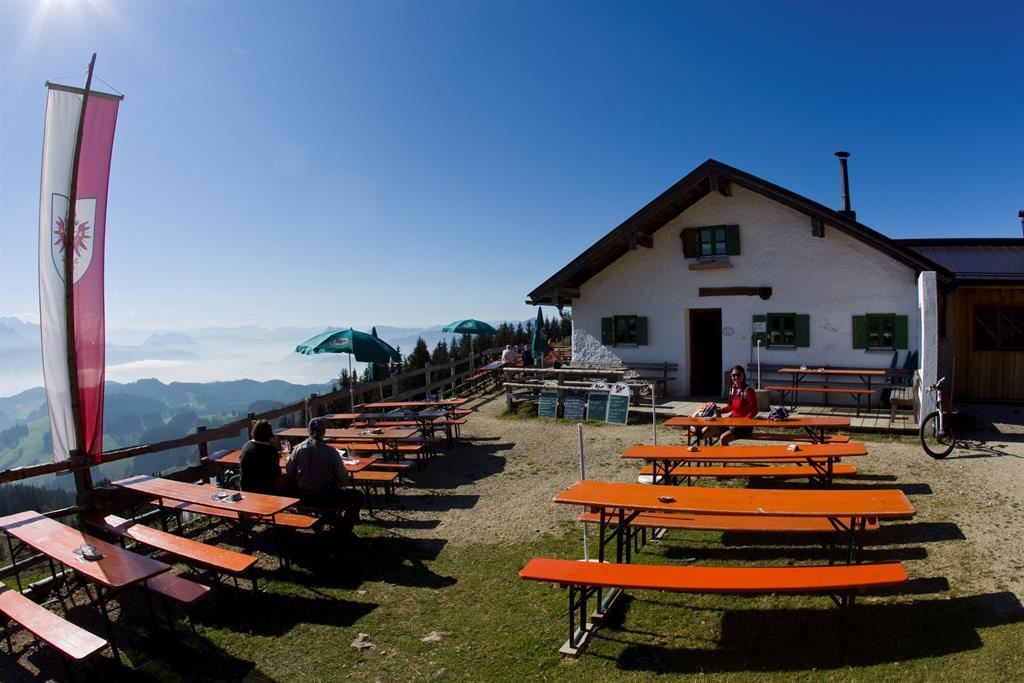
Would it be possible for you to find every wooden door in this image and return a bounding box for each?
[689,309,722,396]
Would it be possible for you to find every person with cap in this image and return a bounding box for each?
[286,418,363,540]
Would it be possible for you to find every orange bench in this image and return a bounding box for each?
[745,433,850,444]
[351,470,400,512]
[637,463,858,485]
[519,558,907,656]
[578,510,879,534]
[0,584,108,664]
[84,513,257,588]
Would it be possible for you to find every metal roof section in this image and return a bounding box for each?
[900,239,1024,284]
[527,159,951,306]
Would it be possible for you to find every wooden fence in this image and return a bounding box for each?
[0,348,499,490]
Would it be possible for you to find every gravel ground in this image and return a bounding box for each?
[374,392,1024,600]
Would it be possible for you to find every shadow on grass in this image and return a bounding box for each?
[288,535,455,591]
[718,521,965,548]
[406,441,512,490]
[607,591,1024,674]
[190,589,378,636]
[383,493,481,512]
[752,480,934,495]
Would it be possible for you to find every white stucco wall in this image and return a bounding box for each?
[572,185,922,397]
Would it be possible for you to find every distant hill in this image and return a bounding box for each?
[0,377,335,486]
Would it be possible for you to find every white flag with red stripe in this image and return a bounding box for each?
[38,84,119,463]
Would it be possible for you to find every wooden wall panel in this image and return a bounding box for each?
[947,286,1024,401]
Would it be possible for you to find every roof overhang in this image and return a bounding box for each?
[527,159,953,305]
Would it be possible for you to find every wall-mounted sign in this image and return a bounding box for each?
[722,326,734,336]
[752,321,767,333]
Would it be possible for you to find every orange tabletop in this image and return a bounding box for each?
[214,450,376,473]
[554,480,915,519]
[276,427,417,441]
[113,475,299,518]
[665,416,850,429]
[359,399,468,409]
[621,443,867,462]
[321,413,362,423]
[0,510,169,589]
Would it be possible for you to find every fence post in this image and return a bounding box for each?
[197,425,210,483]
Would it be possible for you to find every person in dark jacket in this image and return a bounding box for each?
[239,420,280,494]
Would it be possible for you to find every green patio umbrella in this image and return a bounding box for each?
[441,319,498,376]
[296,328,401,407]
[530,307,547,368]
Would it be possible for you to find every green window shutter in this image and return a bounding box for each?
[636,317,648,345]
[601,317,613,345]
[752,314,767,347]
[852,315,868,349]
[724,225,740,255]
[795,314,810,347]
[894,315,909,349]
[680,228,698,258]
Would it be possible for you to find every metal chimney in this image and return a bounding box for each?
[835,151,856,219]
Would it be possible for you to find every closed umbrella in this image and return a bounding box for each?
[441,318,497,377]
[531,307,546,368]
[295,328,401,407]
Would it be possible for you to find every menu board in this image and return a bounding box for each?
[605,382,631,425]
[537,390,559,418]
[586,391,609,421]
[563,391,586,421]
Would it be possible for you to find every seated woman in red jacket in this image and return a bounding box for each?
[715,365,759,445]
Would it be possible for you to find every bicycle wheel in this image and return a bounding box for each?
[920,411,956,459]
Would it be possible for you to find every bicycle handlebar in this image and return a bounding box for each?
[928,377,947,391]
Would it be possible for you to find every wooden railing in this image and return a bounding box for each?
[0,348,499,489]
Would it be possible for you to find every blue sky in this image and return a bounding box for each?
[1,1,1021,332]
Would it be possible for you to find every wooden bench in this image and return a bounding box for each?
[627,362,678,398]
[519,557,907,656]
[765,385,876,416]
[745,433,850,444]
[0,584,108,663]
[351,470,400,511]
[144,572,211,608]
[84,513,257,582]
[636,463,858,485]
[578,510,879,534]
[160,499,318,530]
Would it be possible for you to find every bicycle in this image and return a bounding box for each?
[920,377,957,459]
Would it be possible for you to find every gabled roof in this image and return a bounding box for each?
[527,159,951,306]
[899,238,1024,285]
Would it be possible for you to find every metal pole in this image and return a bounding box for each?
[651,383,657,445]
[756,339,762,389]
[577,423,589,562]
[67,53,98,490]
[348,354,355,409]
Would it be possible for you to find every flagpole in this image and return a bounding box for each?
[65,53,97,487]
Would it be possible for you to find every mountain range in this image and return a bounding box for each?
[0,316,502,400]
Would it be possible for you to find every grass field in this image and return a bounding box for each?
[114,521,1024,682]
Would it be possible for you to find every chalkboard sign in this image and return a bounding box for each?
[606,393,630,425]
[563,391,586,421]
[537,390,559,418]
[586,391,609,421]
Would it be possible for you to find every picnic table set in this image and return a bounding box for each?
[520,411,921,656]
[0,397,475,670]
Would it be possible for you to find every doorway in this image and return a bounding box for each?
[689,308,722,396]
